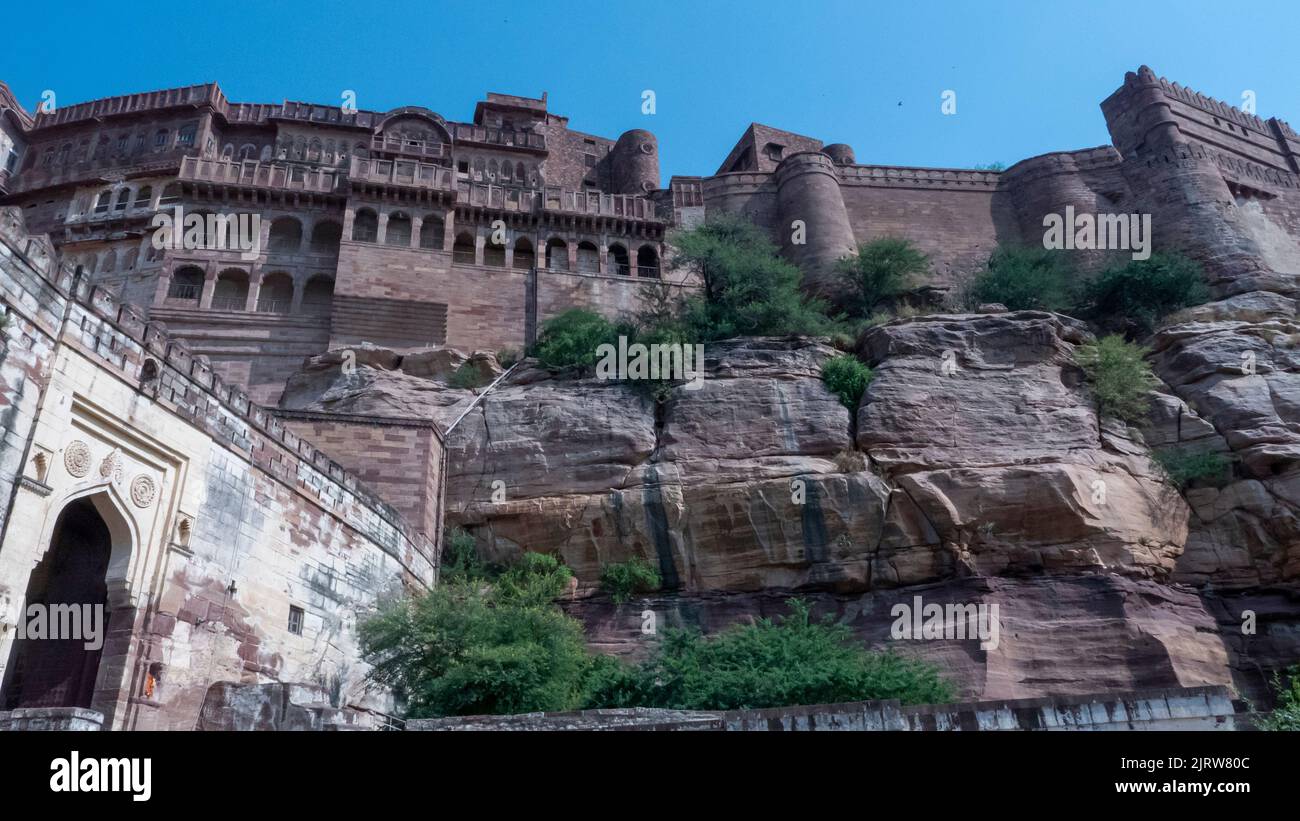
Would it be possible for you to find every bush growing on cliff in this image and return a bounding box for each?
[359,551,590,717]
[586,599,954,711]
[1074,334,1157,423]
[1251,665,1300,731]
[599,557,662,603]
[1153,448,1232,489]
[821,355,873,410]
[672,214,834,340]
[837,237,929,317]
[967,246,1077,312]
[1080,253,1209,338]
[532,308,624,374]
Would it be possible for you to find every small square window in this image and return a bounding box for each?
[288,605,304,636]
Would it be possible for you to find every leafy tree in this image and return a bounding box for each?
[821,355,873,410]
[837,237,929,317]
[1080,253,1209,338]
[587,599,953,711]
[359,551,589,718]
[1074,334,1157,423]
[531,308,624,374]
[599,557,662,603]
[672,214,833,341]
[968,245,1077,312]
[439,527,491,582]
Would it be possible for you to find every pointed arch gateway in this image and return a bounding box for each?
[1,489,136,713]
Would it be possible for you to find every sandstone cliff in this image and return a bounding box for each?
[281,307,1300,703]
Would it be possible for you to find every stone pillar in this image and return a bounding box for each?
[342,206,355,240]
[443,210,456,250]
[474,231,485,266]
[290,276,304,314]
[376,212,389,245]
[198,262,218,310]
[567,237,577,271]
[245,268,262,312]
[411,216,423,249]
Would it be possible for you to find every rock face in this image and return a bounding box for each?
[279,343,500,426]
[282,312,1300,702]
[449,338,899,592]
[1147,288,1300,588]
[856,311,1188,581]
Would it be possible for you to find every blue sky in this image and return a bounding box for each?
[3,0,1297,181]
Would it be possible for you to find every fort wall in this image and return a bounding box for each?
[0,207,434,729]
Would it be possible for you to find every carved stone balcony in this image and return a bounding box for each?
[180,156,345,194]
[348,157,456,191]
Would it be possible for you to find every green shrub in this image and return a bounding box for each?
[586,599,953,711]
[532,308,622,374]
[448,362,485,390]
[599,557,662,604]
[837,237,929,317]
[968,246,1077,312]
[1074,335,1157,423]
[1153,448,1232,489]
[672,214,833,341]
[1251,665,1300,731]
[359,551,587,718]
[1081,253,1209,338]
[440,528,490,582]
[821,355,873,410]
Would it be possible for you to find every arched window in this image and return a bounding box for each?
[114,188,130,211]
[484,236,506,267]
[153,129,170,149]
[123,249,138,270]
[82,254,97,275]
[545,238,569,271]
[268,217,303,253]
[452,232,476,264]
[420,215,445,250]
[222,144,235,159]
[487,159,498,180]
[516,161,527,183]
[256,272,294,314]
[385,212,412,247]
[168,266,204,301]
[134,186,152,208]
[637,246,660,278]
[302,276,335,315]
[212,269,250,311]
[177,125,196,146]
[94,190,113,214]
[579,241,602,274]
[352,208,378,242]
[101,249,117,272]
[608,244,630,276]
[513,237,535,270]
[310,221,342,254]
[159,183,182,205]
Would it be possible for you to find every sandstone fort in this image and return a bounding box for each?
[0,65,1297,730]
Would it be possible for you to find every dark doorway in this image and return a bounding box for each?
[2,497,112,709]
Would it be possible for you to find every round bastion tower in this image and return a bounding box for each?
[611,129,660,195]
[774,150,858,301]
